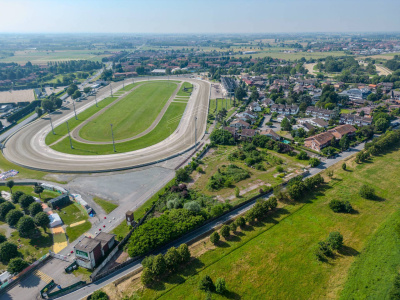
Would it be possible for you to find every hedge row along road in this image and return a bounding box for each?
[2,76,210,173]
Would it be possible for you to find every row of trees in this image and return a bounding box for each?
[141,244,191,286]
[284,174,324,202]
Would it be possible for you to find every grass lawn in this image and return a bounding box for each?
[79,81,178,142]
[58,203,88,225]
[72,266,92,281]
[340,209,400,299]
[66,221,91,242]
[340,109,355,114]
[93,197,118,214]
[0,185,60,201]
[208,98,233,114]
[123,146,400,300]
[0,153,49,181]
[176,82,193,97]
[51,102,188,155]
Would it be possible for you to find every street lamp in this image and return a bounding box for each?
[110,84,113,97]
[110,124,116,152]
[49,114,55,135]
[95,93,98,107]
[194,116,197,145]
[66,121,73,149]
[72,100,77,120]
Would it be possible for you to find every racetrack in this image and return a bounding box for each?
[2,76,210,173]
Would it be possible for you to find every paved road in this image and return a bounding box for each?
[2,77,210,173]
[56,143,365,300]
[0,113,38,143]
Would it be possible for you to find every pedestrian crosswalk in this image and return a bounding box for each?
[33,270,53,284]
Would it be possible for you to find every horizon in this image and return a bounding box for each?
[0,0,399,34]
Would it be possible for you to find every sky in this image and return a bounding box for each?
[0,0,399,34]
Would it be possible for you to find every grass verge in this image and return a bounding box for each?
[66,221,92,242]
[93,197,118,214]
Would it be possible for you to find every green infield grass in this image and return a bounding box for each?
[79,81,178,142]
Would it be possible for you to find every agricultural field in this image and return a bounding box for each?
[79,81,178,142]
[0,89,35,104]
[0,49,112,64]
[109,144,400,300]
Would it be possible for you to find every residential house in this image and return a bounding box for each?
[309,118,329,128]
[239,129,257,140]
[270,104,299,115]
[230,119,250,129]
[328,124,356,139]
[260,129,281,141]
[304,131,335,152]
[261,98,274,107]
[224,126,238,138]
[305,107,337,120]
[236,111,257,123]
[249,102,262,112]
[340,114,372,126]
[339,88,371,100]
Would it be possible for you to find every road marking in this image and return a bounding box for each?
[33,270,53,284]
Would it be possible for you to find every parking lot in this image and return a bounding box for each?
[3,258,81,300]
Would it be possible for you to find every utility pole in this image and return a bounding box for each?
[66,121,73,149]
[110,84,113,97]
[72,100,77,120]
[49,114,55,135]
[110,124,116,152]
[194,116,197,145]
[95,93,98,107]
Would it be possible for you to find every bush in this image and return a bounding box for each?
[236,216,246,228]
[199,275,215,292]
[316,241,333,260]
[309,157,320,167]
[210,232,220,245]
[329,200,353,213]
[230,222,237,232]
[297,150,309,160]
[327,231,343,250]
[276,166,284,172]
[342,163,347,170]
[359,184,375,199]
[215,277,227,294]
[176,168,190,182]
[235,187,240,198]
[220,225,230,239]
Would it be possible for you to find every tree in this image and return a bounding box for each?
[0,233,6,244]
[215,277,227,294]
[90,290,109,300]
[141,267,154,287]
[83,87,92,94]
[7,257,29,274]
[66,84,78,96]
[329,199,352,213]
[235,86,246,101]
[19,194,34,211]
[11,191,24,204]
[210,129,235,145]
[230,222,237,233]
[41,99,54,112]
[152,254,166,276]
[34,212,50,232]
[339,134,350,150]
[35,107,43,117]
[164,247,180,270]
[220,225,230,239]
[199,275,214,292]
[29,202,43,217]
[235,187,240,198]
[236,216,246,228]
[72,90,82,100]
[342,163,347,171]
[0,242,18,262]
[359,184,375,199]
[54,98,62,109]
[281,117,292,131]
[0,202,15,219]
[296,151,308,160]
[177,244,191,263]
[5,209,23,227]
[309,157,320,167]
[210,232,220,245]
[34,185,44,199]
[17,216,35,237]
[141,255,155,269]
[375,118,390,132]
[327,231,343,250]
[176,168,189,182]
[6,180,14,194]
[327,170,334,179]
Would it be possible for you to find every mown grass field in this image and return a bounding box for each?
[118,146,400,300]
[176,82,193,97]
[208,98,233,114]
[0,185,60,201]
[93,197,118,214]
[51,102,188,155]
[79,81,178,142]
[66,221,92,242]
[0,152,50,181]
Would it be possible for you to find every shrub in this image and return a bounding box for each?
[276,166,284,173]
[329,200,353,213]
[359,184,375,199]
[316,241,333,259]
[297,151,309,160]
[342,163,347,170]
[309,157,320,167]
[220,225,230,239]
[183,201,201,213]
[210,232,220,245]
[230,222,237,233]
[196,166,204,173]
[215,277,227,294]
[235,187,240,198]
[327,231,343,250]
[199,275,215,292]
[90,291,109,300]
[236,216,246,228]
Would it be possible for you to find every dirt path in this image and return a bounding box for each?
[304,63,317,75]
[375,64,392,75]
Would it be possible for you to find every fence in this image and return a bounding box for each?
[46,281,86,298]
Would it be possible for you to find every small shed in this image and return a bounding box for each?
[48,194,70,209]
[48,213,63,228]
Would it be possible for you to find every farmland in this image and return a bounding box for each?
[79,81,178,142]
[114,145,400,300]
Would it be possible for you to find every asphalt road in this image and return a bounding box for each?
[55,142,365,300]
[2,76,210,173]
[0,113,38,143]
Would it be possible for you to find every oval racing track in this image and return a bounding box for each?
[2,77,210,173]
